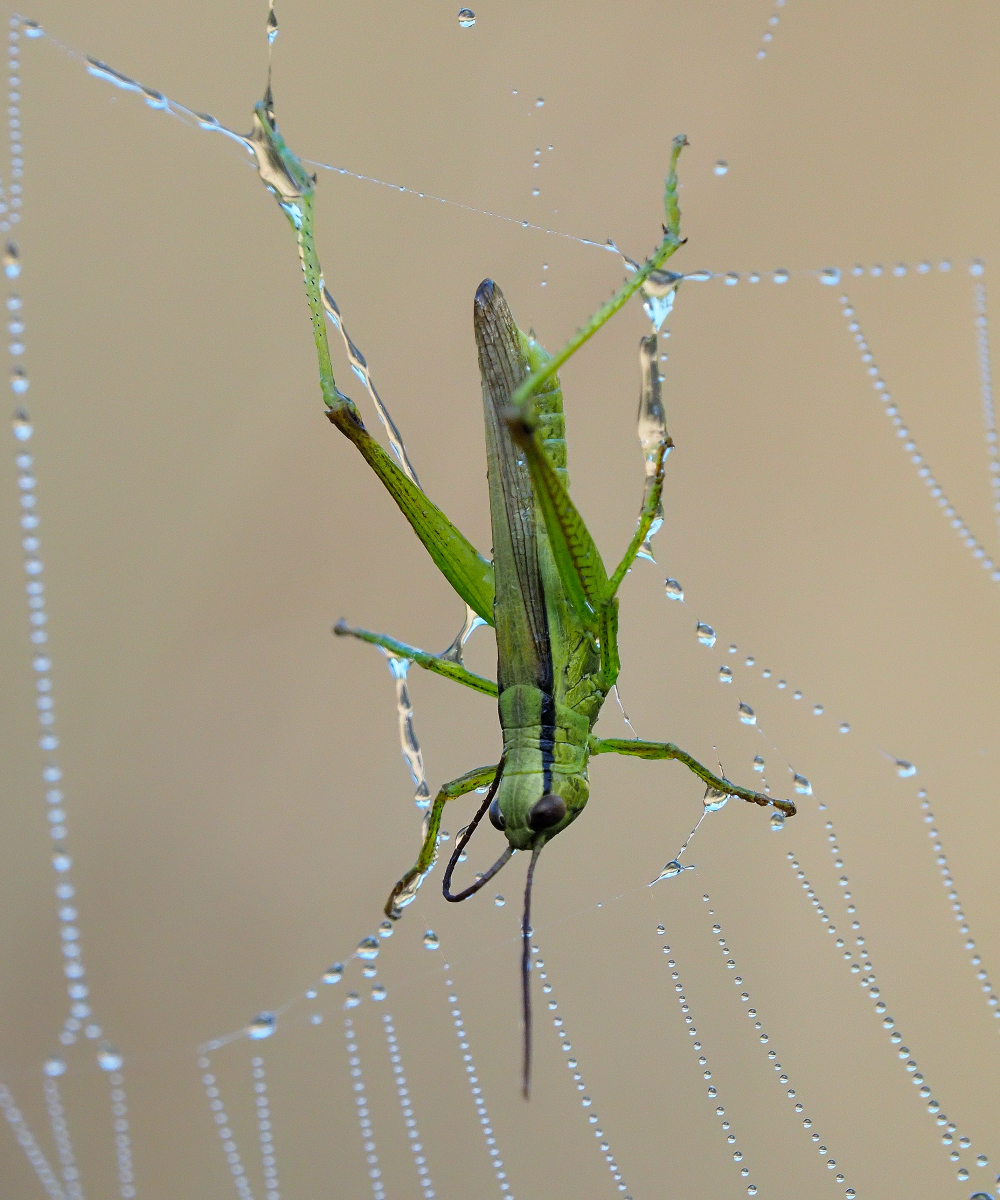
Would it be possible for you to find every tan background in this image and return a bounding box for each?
[1,1,999,1197]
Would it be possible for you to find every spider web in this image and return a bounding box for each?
[1,3,999,1199]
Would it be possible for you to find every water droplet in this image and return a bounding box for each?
[11,405,30,439]
[793,773,812,795]
[839,722,850,734]
[495,894,505,907]
[458,8,476,27]
[356,936,379,960]
[97,1044,123,1071]
[725,272,739,286]
[664,578,684,601]
[714,160,728,176]
[266,5,278,43]
[378,920,393,938]
[957,1169,969,1182]
[371,984,387,1001]
[3,242,18,277]
[343,992,361,1009]
[650,859,695,884]
[976,1154,989,1166]
[43,1056,66,1077]
[820,268,841,286]
[247,1012,276,1040]
[656,924,665,935]
[535,97,544,107]
[640,269,679,331]
[770,812,785,832]
[423,930,440,950]
[52,852,71,872]
[10,366,27,393]
[719,666,733,683]
[739,702,756,725]
[323,963,344,984]
[813,703,824,715]
[773,269,789,284]
[895,759,917,778]
[696,622,716,647]
[970,259,985,277]
[704,786,730,813]
[21,20,42,38]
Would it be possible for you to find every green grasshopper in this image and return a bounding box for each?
[248,86,795,1096]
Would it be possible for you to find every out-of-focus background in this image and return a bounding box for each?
[1,2,999,1198]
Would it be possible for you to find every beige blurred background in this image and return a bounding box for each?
[1,1,999,1197]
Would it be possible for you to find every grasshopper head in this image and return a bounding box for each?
[488,771,587,852]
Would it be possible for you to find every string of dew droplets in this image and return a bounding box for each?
[0,1080,67,1200]
[440,958,515,1197]
[343,1017,387,1200]
[529,942,633,1197]
[41,1076,83,1200]
[755,0,787,60]
[380,1010,438,1200]
[198,1055,257,1200]
[972,280,1000,544]
[250,1056,281,1200]
[4,17,140,1199]
[695,898,856,1198]
[659,608,1000,1189]
[917,787,1000,1027]
[659,939,760,1196]
[784,849,994,1187]
[838,287,1000,583]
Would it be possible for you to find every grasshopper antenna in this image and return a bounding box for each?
[521,843,542,1099]
[443,761,514,901]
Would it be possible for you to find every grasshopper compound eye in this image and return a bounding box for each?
[488,795,506,830]
[527,793,566,831]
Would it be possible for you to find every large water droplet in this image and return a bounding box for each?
[793,773,812,795]
[664,578,684,601]
[458,7,476,26]
[739,702,756,725]
[696,622,716,647]
[97,1044,123,1071]
[704,787,730,813]
[323,963,343,984]
[770,812,785,832]
[3,242,19,278]
[641,270,679,332]
[649,860,695,885]
[356,935,379,960]
[43,1056,66,1077]
[11,405,31,439]
[247,1012,276,1040]
[719,666,733,683]
[423,929,440,950]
